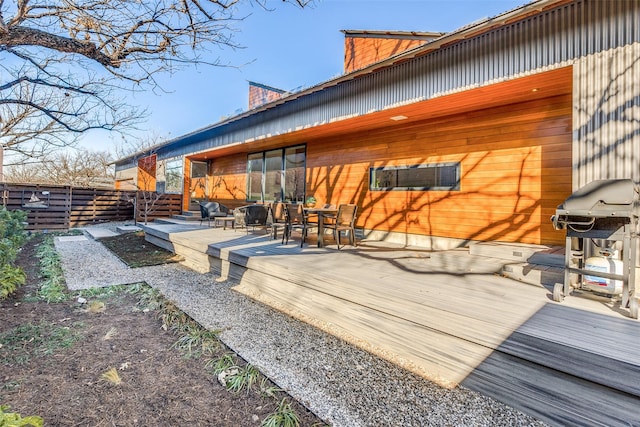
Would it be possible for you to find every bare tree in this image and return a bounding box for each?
[113,131,169,160]
[4,148,115,187]
[1,0,311,170]
[0,58,141,168]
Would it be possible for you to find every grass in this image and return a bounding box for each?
[100,368,122,386]
[262,399,301,427]
[35,235,68,303]
[225,364,261,394]
[172,327,221,358]
[0,321,83,366]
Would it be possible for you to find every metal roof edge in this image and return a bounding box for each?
[340,30,445,40]
[248,0,565,107]
[248,81,289,94]
[114,0,568,165]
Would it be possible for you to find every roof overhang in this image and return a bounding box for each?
[187,66,573,161]
[116,0,571,166]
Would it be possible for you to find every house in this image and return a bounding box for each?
[114,0,640,250]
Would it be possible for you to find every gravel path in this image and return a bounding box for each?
[55,223,547,427]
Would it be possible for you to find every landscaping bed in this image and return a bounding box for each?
[99,231,183,267]
[0,234,325,426]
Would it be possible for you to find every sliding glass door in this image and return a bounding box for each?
[189,161,208,209]
[246,145,305,203]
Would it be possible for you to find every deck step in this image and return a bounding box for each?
[501,262,564,287]
[139,222,640,426]
[470,241,565,287]
[469,241,563,263]
[171,213,201,221]
[464,345,640,427]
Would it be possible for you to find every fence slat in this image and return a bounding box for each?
[1,183,182,231]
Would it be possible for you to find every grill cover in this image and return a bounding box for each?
[556,179,639,218]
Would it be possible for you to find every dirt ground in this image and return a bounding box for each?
[99,231,184,267]
[0,233,326,426]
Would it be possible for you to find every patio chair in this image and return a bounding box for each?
[286,203,309,247]
[270,202,289,242]
[199,201,230,227]
[233,204,270,234]
[323,204,358,249]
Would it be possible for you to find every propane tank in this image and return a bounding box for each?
[584,249,623,295]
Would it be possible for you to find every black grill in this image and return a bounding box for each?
[551,179,640,319]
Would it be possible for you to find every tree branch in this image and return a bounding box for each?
[0,26,116,67]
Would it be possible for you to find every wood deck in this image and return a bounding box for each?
[143,222,640,426]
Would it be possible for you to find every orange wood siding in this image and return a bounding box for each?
[137,155,156,192]
[344,36,427,73]
[207,153,250,209]
[306,94,572,245]
[191,68,573,245]
[182,158,191,211]
[248,84,286,110]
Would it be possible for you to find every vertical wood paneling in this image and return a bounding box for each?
[182,158,192,212]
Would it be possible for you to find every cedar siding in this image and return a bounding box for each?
[305,92,572,246]
[208,153,252,209]
[343,30,440,73]
[193,68,572,246]
[114,0,639,248]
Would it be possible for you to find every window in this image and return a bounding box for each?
[247,153,264,201]
[164,159,184,193]
[191,161,207,179]
[264,149,283,202]
[247,145,306,202]
[284,146,306,203]
[189,161,208,203]
[370,162,460,191]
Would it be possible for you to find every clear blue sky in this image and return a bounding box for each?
[81,0,526,153]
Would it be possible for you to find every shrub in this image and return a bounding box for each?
[0,264,26,299]
[0,208,27,300]
[0,404,43,427]
[0,207,27,265]
[0,207,27,245]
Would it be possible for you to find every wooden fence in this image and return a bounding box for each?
[1,183,182,231]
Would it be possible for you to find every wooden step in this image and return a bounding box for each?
[140,223,640,425]
[171,213,202,221]
[502,262,564,287]
[464,347,640,427]
[470,241,565,287]
[469,241,563,264]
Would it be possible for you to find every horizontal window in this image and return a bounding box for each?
[370,162,460,191]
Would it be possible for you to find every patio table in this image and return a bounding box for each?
[304,207,338,248]
[215,215,235,230]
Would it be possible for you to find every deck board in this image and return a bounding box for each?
[141,223,640,425]
[464,350,640,426]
